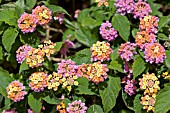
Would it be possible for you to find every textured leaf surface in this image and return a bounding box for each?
[108,61,124,73]
[43,95,61,104]
[112,14,130,41]
[99,77,121,113]
[158,15,170,31]
[165,51,170,68]
[155,83,170,113]
[28,93,42,113]
[134,94,146,113]
[132,57,146,78]
[48,5,69,15]
[19,61,29,74]
[87,104,104,113]
[2,27,18,52]
[75,77,96,95]
[0,67,13,96]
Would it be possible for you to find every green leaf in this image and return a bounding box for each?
[75,77,96,95]
[0,67,13,97]
[122,91,134,111]
[132,57,146,78]
[78,9,90,23]
[87,104,104,113]
[147,1,162,17]
[82,17,102,29]
[112,14,130,41]
[55,42,63,52]
[48,5,70,16]
[75,28,98,47]
[2,27,18,52]
[158,16,170,31]
[68,48,91,65]
[165,51,170,68]
[110,47,119,61]
[99,77,121,113]
[158,33,169,41]
[19,61,29,74]
[20,33,40,47]
[155,83,170,113]
[132,29,139,38]
[43,95,61,104]
[28,93,42,113]
[42,59,54,71]
[0,46,3,60]
[108,61,124,73]
[26,0,36,9]
[0,10,17,26]
[134,94,146,113]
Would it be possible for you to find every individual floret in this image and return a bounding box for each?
[66,100,87,113]
[6,81,27,102]
[26,48,45,68]
[133,0,152,19]
[99,21,118,41]
[90,41,113,62]
[29,72,48,92]
[47,72,62,91]
[18,13,38,33]
[16,44,32,64]
[77,62,108,84]
[114,0,135,15]
[54,13,65,24]
[139,73,160,95]
[118,42,137,61]
[144,43,166,64]
[139,15,159,34]
[135,31,156,50]
[32,5,52,25]
[95,0,108,7]
[141,94,156,112]
[38,40,56,59]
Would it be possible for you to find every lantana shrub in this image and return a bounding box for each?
[0,0,170,113]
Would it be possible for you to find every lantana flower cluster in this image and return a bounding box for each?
[118,42,137,62]
[135,15,166,64]
[18,5,52,33]
[66,100,87,113]
[115,0,152,19]
[99,21,118,41]
[139,73,160,112]
[29,72,48,92]
[16,44,32,64]
[57,59,79,91]
[77,62,108,84]
[6,81,27,102]
[90,41,113,62]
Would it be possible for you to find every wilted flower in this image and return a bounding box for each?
[38,40,56,59]
[60,38,75,56]
[6,81,27,102]
[18,13,37,33]
[32,5,52,25]
[90,41,113,62]
[144,43,166,64]
[141,94,156,112]
[95,0,108,7]
[99,21,118,41]
[139,15,159,34]
[29,72,48,92]
[135,31,156,50]
[118,42,137,61]
[77,62,108,84]
[74,9,81,18]
[139,73,160,95]
[2,108,17,113]
[47,72,62,91]
[114,0,135,15]
[26,48,45,68]
[66,100,87,113]
[54,13,65,24]
[16,44,32,64]
[133,1,152,19]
